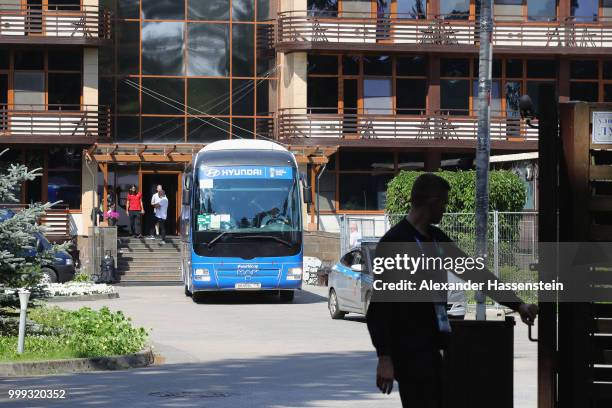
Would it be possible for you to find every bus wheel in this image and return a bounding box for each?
[279,290,294,302]
[328,289,346,320]
[184,284,192,297]
[192,292,206,303]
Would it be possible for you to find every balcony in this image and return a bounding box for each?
[0,4,111,45]
[0,104,111,143]
[276,108,538,150]
[276,11,612,54]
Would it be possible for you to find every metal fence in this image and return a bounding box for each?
[339,212,539,302]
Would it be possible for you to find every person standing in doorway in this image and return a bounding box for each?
[154,189,169,244]
[148,184,163,239]
[126,184,144,238]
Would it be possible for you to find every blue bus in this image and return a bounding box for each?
[180,140,309,302]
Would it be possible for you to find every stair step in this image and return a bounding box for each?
[117,259,180,264]
[120,271,181,277]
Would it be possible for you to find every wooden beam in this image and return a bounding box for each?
[92,153,193,163]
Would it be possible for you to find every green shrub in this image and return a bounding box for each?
[72,271,91,283]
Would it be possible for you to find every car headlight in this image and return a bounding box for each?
[287,267,302,281]
[194,268,210,281]
[65,258,73,266]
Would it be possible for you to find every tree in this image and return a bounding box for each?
[0,149,57,311]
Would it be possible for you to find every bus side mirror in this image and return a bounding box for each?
[301,173,312,204]
[182,175,192,205]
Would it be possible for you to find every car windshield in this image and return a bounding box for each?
[33,232,52,251]
[193,165,301,248]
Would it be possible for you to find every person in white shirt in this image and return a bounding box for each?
[149,184,163,238]
[349,222,362,248]
[154,189,169,243]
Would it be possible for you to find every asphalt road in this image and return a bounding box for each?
[0,285,537,408]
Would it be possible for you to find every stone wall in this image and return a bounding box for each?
[303,231,340,263]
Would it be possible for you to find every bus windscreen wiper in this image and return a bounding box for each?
[234,235,293,247]
[205,231,230,248]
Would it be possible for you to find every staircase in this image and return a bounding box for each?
[117,237,182,284]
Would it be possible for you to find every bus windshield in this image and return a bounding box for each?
[193,165,301,254]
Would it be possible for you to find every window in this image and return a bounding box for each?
[142,78,185,115]
[232,24,254,77]
[570,82,598,102]
[232,79,254,115]
[527,60,556,78]
[142,0,185,20]
[441,58,469,77]
[141,117,185,143]
[440,0,470,19]
[364,56,392,76]
[317,172,336,211]
[343,56,359,75]
[48,74,81,109]
[142,22,185,76]
[527,0,556,22]
[308,0,338,16]
[47,148,82,209]
[397,0,426,18]
[339,174,392,210]
[308,78,338,113]
[397,56,426,76]
[117,22,139,75]
[341,0,372,18]
[570,0,598,22]
[309,55,339,75]
[14,72,44,110]
[473,80,502,113]
[494,0,522,21]
[233,0,255,21]
[441,80,470,114]
[340,151,394,171]
[604,84,612,102]
[571,60,598,79]
[187,23,229,76]
[189,0,229,20]
[188,79,230,115]
[364,79,392,114]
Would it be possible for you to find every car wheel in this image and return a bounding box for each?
[41,267,57,283]
[363,292,372,316]
[279,290,294,302]
[328,289,346,320]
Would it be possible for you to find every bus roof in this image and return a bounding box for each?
[200,140,288,154]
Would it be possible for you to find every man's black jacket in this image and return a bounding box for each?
[365,217,522,356]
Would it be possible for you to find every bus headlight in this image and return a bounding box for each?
[287,267,302,281]
[194,268,211,281]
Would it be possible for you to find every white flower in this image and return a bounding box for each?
[42,282,117,297]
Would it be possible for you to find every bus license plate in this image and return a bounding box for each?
[235,282,261,289]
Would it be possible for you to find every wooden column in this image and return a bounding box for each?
[100,162,108,212]
[427,55,441,115]
[428,0,440,19]
[425,150,442,171]
[557,0,571,20]
[558,59,570,103]
[310,164,318,229]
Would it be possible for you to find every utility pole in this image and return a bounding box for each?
[475,0,493,321]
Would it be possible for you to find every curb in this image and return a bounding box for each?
[0,347,155,377]
[45,292,120,303]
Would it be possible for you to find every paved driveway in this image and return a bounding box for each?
[0,285,536,407]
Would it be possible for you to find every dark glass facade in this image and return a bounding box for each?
[101,0,274,143]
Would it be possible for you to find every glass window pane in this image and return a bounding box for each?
[397,55,426,76]
[308,0,338,16]
[14,51,44,70]
[48,73,81,109]
[232,118,255,139]
[187,120,229,143]
[308,77,338,113]
[142,78,185,115]
[142,22,185,76]
[528,0,556,21]
[505,81,522,115]
[233,0,254,21]
[117,0,139,19]
[14,72,44,108]
[441,58,469,77]
[440,0,470,19]
[309,55,338,75]
[142,0,185,20]
[397,79,426,114]
[317,171,336,211]
[339,174,392,210]
[187,23,229,76]
[115,116,140,142]
[117,22,139,75]
[473,80,502,114]
[604,84,612,102]
[473,58,501,78]
[604,61,612,79]
[256,80,270,114]
[494,0,522,21]
[141,117,185,143]
[364,79,392,114]
[526,81,555,112]
[570,0,597,22]
[99,77,113,110]
[527,59,556,78]
[343,79,358,110]
[397,0,426,18]
[342,56,359,75]
[0,49,8,70]
[188,78,230,115]
[48,147,81,170]
[48,172,81,209]
[364,55,392,76]
[570,60,598,79]
[257,0,270,21]
[189,0,229,21]
[48,50,82,71]
[341,0,372,18]
[117,80,140,114]
[398,152,425,170]
[232,24,254,77]
[506,59,523,78]
[340,151,394,171]
[441,79,469,114]
[232,79,254,115]
[570,82,598,102]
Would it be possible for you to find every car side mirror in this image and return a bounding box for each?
[350,264,362,273]
[182,175,192,205]
[301,173,312,204]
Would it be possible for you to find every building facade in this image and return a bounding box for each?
[0,0,611,263]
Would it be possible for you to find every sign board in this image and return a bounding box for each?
[592,111,612,144]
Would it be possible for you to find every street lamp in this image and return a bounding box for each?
[17,289,31,354]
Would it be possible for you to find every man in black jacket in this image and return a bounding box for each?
[366,173,538,408]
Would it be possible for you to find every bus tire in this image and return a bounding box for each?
[279,290,294,302]
[328,289,346,320]
[192,291,206,303]
[185,284,192,297]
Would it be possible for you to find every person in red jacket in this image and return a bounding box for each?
[126,184,144,238]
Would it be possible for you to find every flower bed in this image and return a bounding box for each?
[43,282,117,297]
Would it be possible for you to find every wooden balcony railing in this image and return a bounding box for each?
[276,11,612,51]
[0,104,111,142]
[276,108,538,144]
[0,4,111,43]
[0,203,72,238]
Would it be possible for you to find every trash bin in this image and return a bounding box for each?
[446,316,515,408]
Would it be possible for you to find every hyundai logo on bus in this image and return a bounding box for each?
[200,166,293,180]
